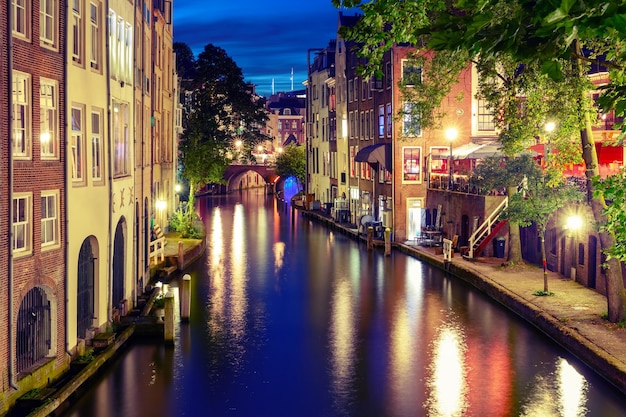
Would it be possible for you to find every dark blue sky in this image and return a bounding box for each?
[173,1,358,97]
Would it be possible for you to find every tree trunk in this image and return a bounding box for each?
[506,185,523,264]
[540,235,548,293]
[575,41,625,322]
[188,182,197,222]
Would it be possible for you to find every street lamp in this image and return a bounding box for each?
[445,128,458,190]
[565,214,582,280]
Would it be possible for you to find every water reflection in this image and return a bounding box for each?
[521,357,589,417]
[329,278,357,409]
[426,320,468,417]
[59,191,626,417]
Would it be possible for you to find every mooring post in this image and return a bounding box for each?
[164,291,175,345]
[367,226,374,250]
[181,273,191,322]
[384,227,391,256]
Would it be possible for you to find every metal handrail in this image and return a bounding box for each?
[468,197,508,258]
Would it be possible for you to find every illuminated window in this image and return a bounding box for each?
[402,146,422,183]
[378,105,384,137]
[386,103,392,136]
[13,193,32,255]
[12,0,31,40]
[71,0,84,64]
[89,1,101,69]
[12,71,31,159]
[40,0,57,47]
[403,103,421,136]
[112,101,130,176]
[40,79,59,159]
[41,191,59,248]
[71,106,85,181]
[477,99,495,131]
[91,109,103,181]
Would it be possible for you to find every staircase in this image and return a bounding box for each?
[466,197,508,259]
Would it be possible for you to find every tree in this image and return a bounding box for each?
[275,145,306,190]
[177,43,268,210]
[332,0,626,322]
[472,154,539,264]
[506,173,585,293]
[592,170,626,263]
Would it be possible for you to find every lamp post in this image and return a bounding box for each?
[544,121,555,166]
[445,128,458,190]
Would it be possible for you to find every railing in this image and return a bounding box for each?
[149,237,166,265]
[468,197,508,259]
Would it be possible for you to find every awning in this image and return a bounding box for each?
[465,143,502,159]
[355,143,392,172]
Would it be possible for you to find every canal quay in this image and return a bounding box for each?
[11,200,626,417]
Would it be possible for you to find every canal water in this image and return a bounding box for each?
[62,190,626,417]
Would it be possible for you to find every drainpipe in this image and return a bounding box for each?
[64,0,72,358]
[390,48,396,244]
[7,1,18,390]
[105,0,113,324]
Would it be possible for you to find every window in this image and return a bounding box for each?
[284,108,291,115]
[91,109,103,181]
[378,106,385,137]
[40,79,59,159]
[477,99,496,131]
[350,146,356,178]
[402,147,422,183]
[113,101,130,176]
[403,103,421,136]
[41,191,59,248]
[40,0,57,47]
[71,0,84,64]
[402,60,422,86]
[348,79,353,102]
[89,2,101,69]
[291,121,297,130]
[108,10,116,74]
[12,0,31,39]
[386,104,392,136]
[12,193,32,255]
[278,120,282,130]
[71,106,85,182]
[12,71,31,159]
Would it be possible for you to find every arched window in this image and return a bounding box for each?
[16,287,51,373]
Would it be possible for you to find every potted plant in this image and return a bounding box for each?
[153,293,166,321]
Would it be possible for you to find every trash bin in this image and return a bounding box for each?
[494,237,506,258]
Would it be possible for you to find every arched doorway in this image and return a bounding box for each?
[16,287,52,373]
[77,238,95,339]
[112,219,126,313]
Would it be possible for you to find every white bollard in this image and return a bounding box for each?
[181,274,192,323]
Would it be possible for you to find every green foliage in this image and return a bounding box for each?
[169,202,201,239]
[471,154,541,195]
[275,145,306,186]
[533,290,555,297]
[506,174,585,234]
[177,43,268,200]
[592,169,626,262]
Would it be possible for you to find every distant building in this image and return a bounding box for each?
[305,40,336,205]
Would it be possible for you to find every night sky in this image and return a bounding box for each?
[173,1,359,97]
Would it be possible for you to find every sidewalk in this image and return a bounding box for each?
[303,210,626,394]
